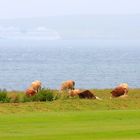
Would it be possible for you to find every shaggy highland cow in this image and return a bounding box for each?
[69,89,102,100]
[118,83,129,91]
[78,90,96,99]
[111,86,128,98]
[25,87,37,96]
[25,80,42,96]
[31,80,42,92]
[61,80,75,90]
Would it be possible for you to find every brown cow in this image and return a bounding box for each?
[69,89,102,100]
[111,86,128,98]
[61,80,75,90]
[78,90,96,99]
[118,83,129,94]
[25,80,42,96]
[31,80,42,92]
[25,87,37,96]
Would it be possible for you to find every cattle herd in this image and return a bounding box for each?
[25,80,129,100]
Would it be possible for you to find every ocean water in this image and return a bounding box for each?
[0,40,140,90]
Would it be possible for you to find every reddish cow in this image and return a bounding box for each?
[61,80,75,90]
[78,90,96,99]
[25,88,37,96]
[111,87,128,98]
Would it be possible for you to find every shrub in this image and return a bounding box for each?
[45,90,54,101]
[0,89,8,102]
[7,93,20,103]
[21,95,33,102]
[36,89,54,101]
[56,90,69,100]
[22,89,55,102]
[53,91,61,100]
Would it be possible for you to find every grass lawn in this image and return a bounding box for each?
[0,89,140,140]
[0,110,140,140]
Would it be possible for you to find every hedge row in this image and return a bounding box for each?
[0,88,65,103]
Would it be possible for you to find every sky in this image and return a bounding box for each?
[0,0,140,19]
[0,0,140,40]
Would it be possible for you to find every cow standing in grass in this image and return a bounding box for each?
[61,80,75,90]
[25,80,42,96]
[31,80,42,92]
[25,87,37,96]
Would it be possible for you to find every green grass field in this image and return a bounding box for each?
[0,111,140,140]
[0,89,140,140]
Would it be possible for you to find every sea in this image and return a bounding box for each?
[0,39,140,90]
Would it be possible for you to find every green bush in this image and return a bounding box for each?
[55,90,69,100]
[8,93,20,103]
[0,88,68,103]
[21,94,33,102]
[22,89,55,102]
[21,94,40,103]
[0,89,8,102]
[36,89,54,101]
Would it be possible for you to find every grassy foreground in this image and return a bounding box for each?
[0,89,140,140]
[0,89,140,113]
[0,111,140,140]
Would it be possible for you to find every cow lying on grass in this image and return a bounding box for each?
[69,89,102,100]
[111,83,129,98]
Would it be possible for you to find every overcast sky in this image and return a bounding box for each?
[0,0,140,19]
